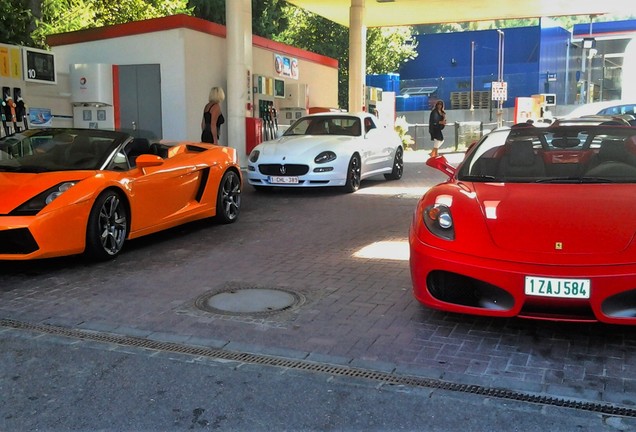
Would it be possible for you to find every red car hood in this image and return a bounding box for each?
[0,171,92,214]
[473,182,636,255]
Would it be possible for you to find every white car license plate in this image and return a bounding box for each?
[525,276,590,299]
[270,176,299,184]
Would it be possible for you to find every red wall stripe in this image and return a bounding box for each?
[112,65,120,130]
[47,14,338,69]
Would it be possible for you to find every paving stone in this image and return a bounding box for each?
[1,152,635,408]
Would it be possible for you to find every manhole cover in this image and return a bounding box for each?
[195,287,304,316]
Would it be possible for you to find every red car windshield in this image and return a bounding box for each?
[457,125,636,183]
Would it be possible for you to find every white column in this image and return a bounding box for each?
[348,0,366,113]
[226,0,252,165]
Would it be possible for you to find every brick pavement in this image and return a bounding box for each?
[1,149,635,408]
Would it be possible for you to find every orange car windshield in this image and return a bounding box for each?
[0,130,123,172]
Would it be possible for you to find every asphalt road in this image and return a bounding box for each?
[1,327,634,431]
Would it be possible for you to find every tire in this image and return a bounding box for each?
[216,170,241,224]
[343,154,361,193]
[85,190,128,260]
[384,147,404,180]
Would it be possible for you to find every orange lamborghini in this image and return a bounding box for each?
[0,128,242,260]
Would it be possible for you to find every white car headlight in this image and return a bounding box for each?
[249,150,260,163]
[314,151,337,164]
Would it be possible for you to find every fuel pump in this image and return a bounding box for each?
[2,87,13,136]
[270,104,278,138]
[14,88,27,131]
[1,104,7,137]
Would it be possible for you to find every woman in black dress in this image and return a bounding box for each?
[428,100,446,157]
[201,86,225,144]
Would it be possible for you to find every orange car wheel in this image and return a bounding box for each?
[216,170,241,224]
[85,190,129,260]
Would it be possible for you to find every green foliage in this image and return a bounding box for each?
[366,26,418,74]
[187,0,287,39]
[394,116,414,150]
[30,0,191,47]
[0,0,34,45]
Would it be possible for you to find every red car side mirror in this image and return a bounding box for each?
[426,155,456,178]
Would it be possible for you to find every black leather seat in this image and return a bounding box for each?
[585,139,636,177]
[497,139,546,178]
[125,138,151,166]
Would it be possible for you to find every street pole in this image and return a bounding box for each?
[470,41,475,113]
[497,30,504,128]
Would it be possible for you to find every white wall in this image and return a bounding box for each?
[252,48,338,109]
[182,30,227,142]
[43,16,339,144]
[53,29,189,140]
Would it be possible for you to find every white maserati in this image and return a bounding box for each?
[247,112,403,193]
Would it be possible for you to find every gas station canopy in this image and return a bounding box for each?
[285,0,626,28]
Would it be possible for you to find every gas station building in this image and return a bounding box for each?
[0,0,629,162]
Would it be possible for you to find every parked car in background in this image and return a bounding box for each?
[410,122,636,325]
[247,112,403,193]
[563,100,636,119]
[0,128,242,260]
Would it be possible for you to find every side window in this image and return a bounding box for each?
[623,105,636,116]
[364,117,377,134]
[108,151,130,171]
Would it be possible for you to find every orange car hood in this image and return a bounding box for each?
[0,171,93,214]
[472,183,636,255]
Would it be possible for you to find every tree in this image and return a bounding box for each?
[274,5,417,109]
[29,0,191,47]
[187,0,287,39]
[0,0,33,46]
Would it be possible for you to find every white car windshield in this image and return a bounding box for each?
[457,125,636,183]
[284,116,362,137]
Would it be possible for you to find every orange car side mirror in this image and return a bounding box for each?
[135,154,164,168]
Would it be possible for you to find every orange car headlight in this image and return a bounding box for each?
[10,181,78,216]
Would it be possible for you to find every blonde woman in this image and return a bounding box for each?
[201,86,225,144]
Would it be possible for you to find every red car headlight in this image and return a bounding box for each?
[423,204,455,240]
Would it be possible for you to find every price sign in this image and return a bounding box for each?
[22,47,56,84]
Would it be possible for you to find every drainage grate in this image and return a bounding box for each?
[2,318,636,418]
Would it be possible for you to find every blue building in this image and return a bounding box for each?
[397,19,571,109]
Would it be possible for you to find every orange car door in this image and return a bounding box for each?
[127,157,202,231]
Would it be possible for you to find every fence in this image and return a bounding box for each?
[407,121,504,152]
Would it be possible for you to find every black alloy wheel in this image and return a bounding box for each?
[344,154,361,193]
[216,170,241,223]
[85,190,128,260]
[385,146,404,180]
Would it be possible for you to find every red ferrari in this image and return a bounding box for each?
[0,128,241,260]
[410,120,636,325]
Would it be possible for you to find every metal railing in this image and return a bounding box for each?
[406,121,508,152]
